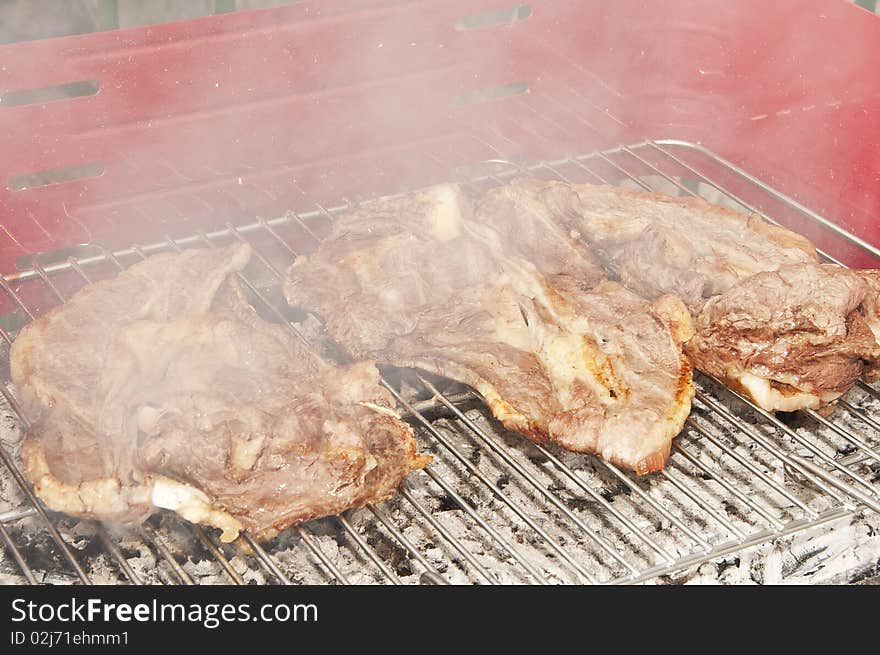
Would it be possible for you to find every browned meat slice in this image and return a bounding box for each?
[284,184,693,474]
[508,178,818,311]
[12,244,426,542]
[381,269,694,474]
[685,264,880,411]
[856,269,880,382]
[495,177,878,411]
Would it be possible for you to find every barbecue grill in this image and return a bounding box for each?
[1,0,880,585]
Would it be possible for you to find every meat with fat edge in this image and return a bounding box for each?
[685,264,880,411]
[284,184,694,474]
[11,243,427,542]
[506,177,880,412]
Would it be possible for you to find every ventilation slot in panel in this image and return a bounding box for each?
[8,161,105,191]
[456,80,529,106]
[1,80,100,107]
[455,4,532,31]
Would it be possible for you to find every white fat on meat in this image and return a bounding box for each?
[736,373,844,412]
[25,439,243,542]
[150,477,243,542]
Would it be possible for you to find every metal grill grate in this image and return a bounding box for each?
[1,140,879,585]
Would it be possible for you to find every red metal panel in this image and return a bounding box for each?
[516,0,880,266]
[0,0,878,273]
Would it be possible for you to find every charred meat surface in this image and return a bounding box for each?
[685,264,880,411]
[284,184,693,474]
[11,243,427,542]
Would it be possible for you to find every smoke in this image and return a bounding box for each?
[0,1,544,273]
[1,0,879,273]
[2,0,880,586]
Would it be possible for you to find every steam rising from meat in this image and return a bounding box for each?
[2,1,879,281]
[11,244,427,541]
[284,183,695,474]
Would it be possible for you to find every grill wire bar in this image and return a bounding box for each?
[418,375,639,576]
[0,140,878,585]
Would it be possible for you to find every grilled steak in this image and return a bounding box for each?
[857,269,880,382]
[496,177,878,411]
[284,184,694,474]
[685,264,880,411]
[12,244,427,542]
